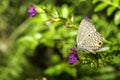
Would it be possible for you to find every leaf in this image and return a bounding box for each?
[112,56,120,64]
[92,0,100,4]
[44,63,68,75]
[97,66,114,73]
[65,67,77,77]
[107,6,116,16]
[94,3,108,12]
[114,10,120,25]
[61,5,69,18]
[112,0,119,6]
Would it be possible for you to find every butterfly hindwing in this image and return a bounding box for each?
[81,32,102,53]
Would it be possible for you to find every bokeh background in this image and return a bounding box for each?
[0,0,120,80]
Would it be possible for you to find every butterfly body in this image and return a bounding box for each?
[76,18,103,54]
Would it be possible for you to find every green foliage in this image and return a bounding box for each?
[93,0,120,25]
[0,0,120,80]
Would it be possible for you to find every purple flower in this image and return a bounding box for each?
[68,48,79,64]
[28,5,37,18]
[71,48,79,58]
[68,53,77,64]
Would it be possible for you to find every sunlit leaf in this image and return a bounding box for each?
[112,0,119,6]
[107,6,116,16]
[61,5,69,18]
[92,0,100,4]
[114,10,120,25]
[94,3,108,12]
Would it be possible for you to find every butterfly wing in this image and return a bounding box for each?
[76,18,102,53]
[81,32,103,53]
[77,19,96,49]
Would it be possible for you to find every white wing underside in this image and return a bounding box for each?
[76,19,97,53]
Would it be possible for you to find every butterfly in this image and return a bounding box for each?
[76,17,103,54]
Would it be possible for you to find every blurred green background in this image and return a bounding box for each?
[0,0,120,80]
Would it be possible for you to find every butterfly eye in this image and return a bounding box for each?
[88,34,90,36]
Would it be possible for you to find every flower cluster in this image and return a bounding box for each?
[68,48,79,64]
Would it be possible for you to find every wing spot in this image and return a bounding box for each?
[96,42,102,47]
[98,42,102,45]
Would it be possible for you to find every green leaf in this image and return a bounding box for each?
[94,3,108,12]
[112,0,119,6]
[61,5,69,18]
[97,66,114,73]
[114,10,120,25]
[92,0,99,4]
[65,67,77,77]
[107,6,116,16]
[112,56,120,64]
[44,63,68,75]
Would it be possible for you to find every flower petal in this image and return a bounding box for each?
[68,48,79,64]
[68,53,77,64]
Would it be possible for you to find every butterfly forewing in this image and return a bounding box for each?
[77,19,96,48]
[76,18,103,53]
